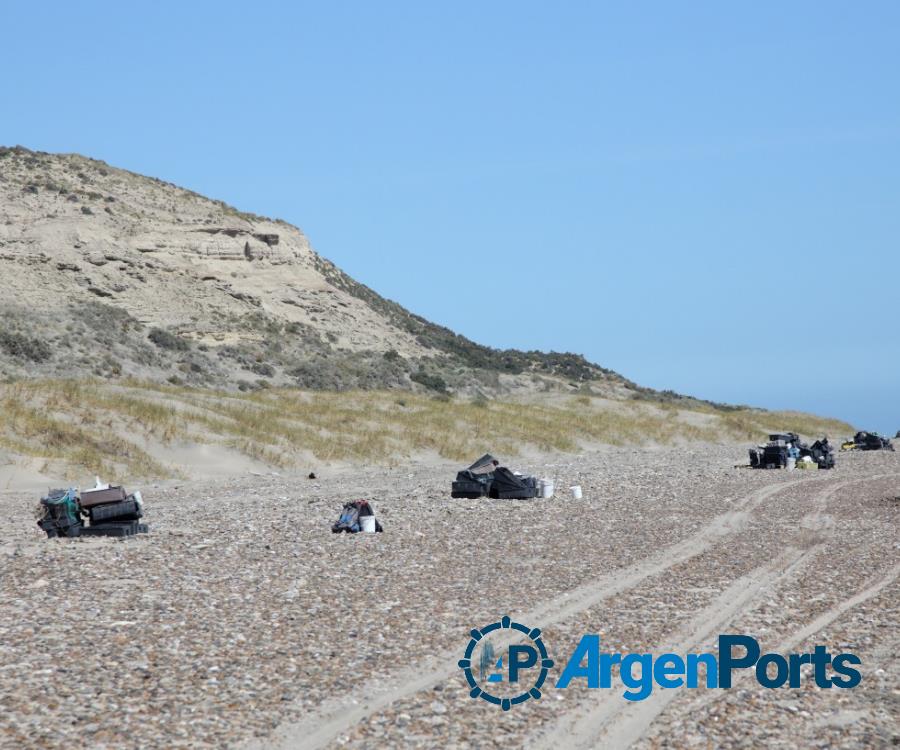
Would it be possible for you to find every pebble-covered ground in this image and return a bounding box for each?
[0,445,897,749]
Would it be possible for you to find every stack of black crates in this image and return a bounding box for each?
[37,485,148,538]
[79,485,148,537]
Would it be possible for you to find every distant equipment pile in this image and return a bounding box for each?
[748,433,835,470]
[841,431,895,452]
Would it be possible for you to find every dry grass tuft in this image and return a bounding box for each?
[0,379,855,478]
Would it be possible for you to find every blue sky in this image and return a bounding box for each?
[3,1,898,432]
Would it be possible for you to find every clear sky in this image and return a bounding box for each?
[3,1,898,433]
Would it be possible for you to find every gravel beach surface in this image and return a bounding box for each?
[1,445,897,749]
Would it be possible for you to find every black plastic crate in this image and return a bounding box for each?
[496,488,540,499]
[80,521,148,538]
[451,479,488,498]
[38,518,82,538]
[88,498,142,524]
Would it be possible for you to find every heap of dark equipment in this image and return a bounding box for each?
[842,431,895,452]
[37,483,148,538]
[451,454,540,498]
[749,433,835,470]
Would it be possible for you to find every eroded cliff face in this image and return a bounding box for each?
[0,147,427,359]
[0,146,634,398]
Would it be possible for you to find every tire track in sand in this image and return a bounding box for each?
[247,477,810,750]
[531,473,899,750]
[617,562,900,750]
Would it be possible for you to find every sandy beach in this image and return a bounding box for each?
[1,444,897,749]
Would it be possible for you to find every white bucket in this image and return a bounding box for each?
[540,479,554,499]
[570,485,583,499]
[360,516,376,533]
[786,458,796,471]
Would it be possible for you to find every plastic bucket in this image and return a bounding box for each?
[786,458,796,471]
[540,479,554,499]
[570,485,583,499]
[360,515,376,533]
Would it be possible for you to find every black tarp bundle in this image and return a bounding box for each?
[466,454,498,475]
[451,455,539,499]
[451,454,498,498]
[488,467,539,499]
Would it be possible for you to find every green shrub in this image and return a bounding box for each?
[148,328,189,351]
[411,369,448,393]
[0,330,52,362]
[250,362,275,377]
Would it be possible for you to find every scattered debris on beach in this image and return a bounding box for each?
[36,478,148,538]
[748,433,835,470]
[841,430,895,452]
[451,454,541,499]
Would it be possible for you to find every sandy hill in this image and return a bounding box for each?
[0,146,857,485]
[0,144,654,399]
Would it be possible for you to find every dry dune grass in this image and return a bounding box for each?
[0,381,169,478]
[0,379,854,478]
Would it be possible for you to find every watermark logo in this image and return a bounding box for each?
[457,615,554,711]
[460,619,862,709]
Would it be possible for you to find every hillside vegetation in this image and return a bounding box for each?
[0,145,857,485]
[0,379,853,481]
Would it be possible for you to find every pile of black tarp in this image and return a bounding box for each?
[451,454,539,499]
[800,438,836,469]
[850,431,894,451]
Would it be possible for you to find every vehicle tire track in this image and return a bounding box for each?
[246,477,811,750]
[629,562,900,750]
[530,552,809,750]
[774,562,900,654]
[532,473,898,750]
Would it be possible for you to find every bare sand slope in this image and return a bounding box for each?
[0,446,897,749]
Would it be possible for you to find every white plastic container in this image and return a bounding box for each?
[570,485,583,499]
[360,516,376,533]
[540,479,554,499]
[786,457,796,471]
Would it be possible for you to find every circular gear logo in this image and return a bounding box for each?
[458,615,553,710]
